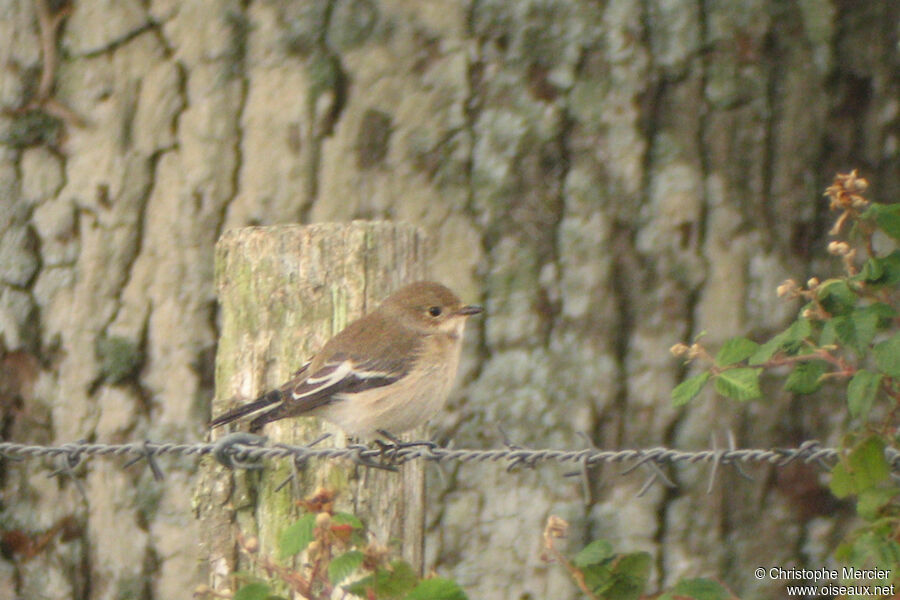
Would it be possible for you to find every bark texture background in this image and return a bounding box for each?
[1,1,898,599]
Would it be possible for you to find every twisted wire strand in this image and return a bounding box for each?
[1,438,895,473]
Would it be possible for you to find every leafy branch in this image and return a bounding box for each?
[540,516,738,600]
[196,487,466,600]
[671,170,900,588]
[672,170,900,430]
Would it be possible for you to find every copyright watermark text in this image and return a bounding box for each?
[754,566,894,597]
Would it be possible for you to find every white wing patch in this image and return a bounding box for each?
[291,359,398,402]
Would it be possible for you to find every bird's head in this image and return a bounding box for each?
[383,281,482,336]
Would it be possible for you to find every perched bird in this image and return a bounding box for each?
[210,281,482,438]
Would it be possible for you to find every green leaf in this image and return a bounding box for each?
[874,333,900,377]
[715,337,759,366]
[714,368,763,401]
[279,513,316,559]
[573,540,614,567]
[783,361,827,394]
[859,251,900,286]
[749,319,812,364]
[832,436,891,499]
[659,578,733,600]
[848,369,883,420]
[404,578,468,600]
[332,512,364,529]
[581,563,613,595]
[345,561,418,599]
[748,339,779,366]
[671,372,711,407]
[857,487,900,521]
[863,302,898,326]
[600,552,651,600]
[851,308,880,351]
[331,512,366,545]
[579,551,651,600]
[865,203,900,241]
[848,436,890,491]
[817,279,857,316]
[819,319,837,347]
[328,550,364,584]
[234,583,272,600]
[860,256,883,281]
[837,530,900,572]
[830,461,854,499]
[790,318,814,341]
[830,310,878,355]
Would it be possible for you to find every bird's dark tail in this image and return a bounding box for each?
[209,389,283,429]
[248,403,292,432]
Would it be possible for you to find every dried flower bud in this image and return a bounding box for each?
[544,515,568,542]
[315,512,332,530]
[827,241,850,256]
[848,173,868,193]
[670,343,690,357]
[850,194,869,209]
[777,279,798,297]
[824,170,869,212]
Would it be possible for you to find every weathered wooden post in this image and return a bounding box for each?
[196,221,428,590]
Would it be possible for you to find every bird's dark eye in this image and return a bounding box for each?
[428,306,442,317]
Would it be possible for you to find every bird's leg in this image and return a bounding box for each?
[349,448,399,472]
[374,429,437,450]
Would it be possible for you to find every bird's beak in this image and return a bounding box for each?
[456,305,483,316]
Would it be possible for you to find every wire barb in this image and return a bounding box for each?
[274,434,332,493]
[47,440,89,503]
[123,440,166,481]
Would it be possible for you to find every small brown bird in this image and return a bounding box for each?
[210,281,482,437]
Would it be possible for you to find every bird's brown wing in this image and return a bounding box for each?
[212,310,423,431]
[208,361,311,428]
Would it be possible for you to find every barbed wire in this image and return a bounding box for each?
[2,435,897,498]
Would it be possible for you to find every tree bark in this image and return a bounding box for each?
[2,0,898,598]
[198,221,428,589]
